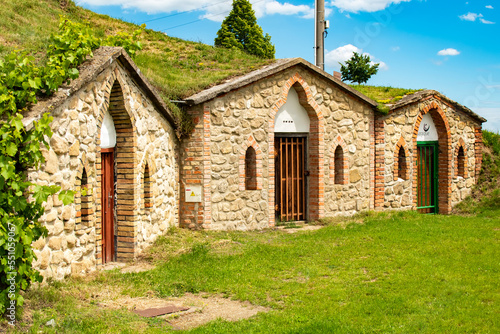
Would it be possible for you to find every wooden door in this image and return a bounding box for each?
[417,142,438,214]
[101,149,115,263]
[275,137,307,222]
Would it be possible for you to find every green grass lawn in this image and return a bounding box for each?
[7,210,499,333]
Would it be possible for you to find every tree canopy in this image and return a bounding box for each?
[339,52,379,84]
[214,0,275,59]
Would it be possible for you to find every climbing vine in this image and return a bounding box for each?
[0,18,143,320]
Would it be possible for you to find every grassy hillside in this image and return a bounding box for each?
[455,130,500,214]
[0,0,271,100]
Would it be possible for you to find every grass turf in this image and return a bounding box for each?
[6,210,499,333]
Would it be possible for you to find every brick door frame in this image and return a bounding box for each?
[95,75,138,263]
[412,101,451,214]
[268,73,325,226]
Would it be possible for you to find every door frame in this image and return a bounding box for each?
[275,133,308,222]
[416,141,439,214]
[101,147,115,263]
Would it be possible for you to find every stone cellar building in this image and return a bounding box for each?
[26,47,485,279]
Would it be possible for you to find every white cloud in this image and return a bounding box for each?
[79,0,314,22]
[459,12,483,21]
[459,12,495,24]
[326,44,362,67]
[329,0,411,13]
[375,61,389,70]
[437,48,460,56]
[473,107,500,132]
[486,5,494,9]
[391,46,400,51]
[325,44,388,70]
[480,18,496,24]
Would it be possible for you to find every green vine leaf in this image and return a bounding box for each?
[58,190,75,206]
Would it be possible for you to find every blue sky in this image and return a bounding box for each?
[78,0,500,132]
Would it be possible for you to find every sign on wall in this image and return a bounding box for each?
[185,185,202,203]
[417,113,439,142]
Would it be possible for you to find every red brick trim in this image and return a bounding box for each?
[269,73,325,224]
[474,127,483,181]
[239,135,263,191]
[369,114,375,210]
[394,136,410,181]
[139,153,156,216]
[374,116,385,209]
[75,153,93,232]
[412,101,452,214]
[330,135,349,185]
[203,104,211,229]
[179,106,205,230]
[454,138,468,178]
[96,75,138,263]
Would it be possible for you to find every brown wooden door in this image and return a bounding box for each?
[275,137,307,222]
[101,149,115,263]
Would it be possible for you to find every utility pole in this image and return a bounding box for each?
[314,0,328,71]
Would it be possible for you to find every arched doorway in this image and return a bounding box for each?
[100,109,116,263]
[274,86,310,222]
[98,80,137,264]
[413,104,451,214]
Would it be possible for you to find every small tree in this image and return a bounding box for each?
[214,0,275,59]
[339,52,379,84]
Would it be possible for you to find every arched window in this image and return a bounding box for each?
[143,163,152,213]
[398,146,407,180]
[334,145,344,185]
[245,147,257,190]
[81,168,92,226]
[457,146,465,178]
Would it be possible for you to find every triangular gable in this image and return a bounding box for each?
[183,57,377,108]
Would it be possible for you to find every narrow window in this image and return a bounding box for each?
[81,168,92,226]
[334,145,344,185]
[144,164,152,213]
[457,147,465,178]
[398,146,407,180]
[245,147,257,190]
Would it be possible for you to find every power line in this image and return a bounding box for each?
[142,0,233,24]
[161,0,267,31]
[161,9,231,31]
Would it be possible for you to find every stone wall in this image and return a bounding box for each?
[379,97,481,212]
[182,65,374,230]
[29,61,178,280]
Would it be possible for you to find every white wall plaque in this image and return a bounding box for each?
[417,113,439,142]
[185,185,202,203]
[275,88,310,133]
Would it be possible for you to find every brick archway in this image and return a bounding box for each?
[454,138,468,178]
[269,72,325,225]
[75,153,94,231]
[412,101,451,214]
[239,135,263,191]
[96,77,137,263]
[394,136,410,181]
[330,135,349,185]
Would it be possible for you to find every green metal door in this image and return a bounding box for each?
[417,142,439,214]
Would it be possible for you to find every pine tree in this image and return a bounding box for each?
[214,0,275,59]
[339,52,379,84]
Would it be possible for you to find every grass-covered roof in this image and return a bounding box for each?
[0,0,272,102]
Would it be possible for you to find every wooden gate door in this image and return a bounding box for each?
[275,137,307,222]
[417,142,438,214]
[101,148,115,263]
